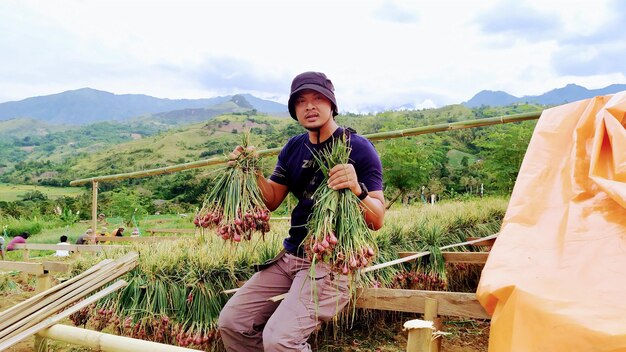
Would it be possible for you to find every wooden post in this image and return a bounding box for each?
[21,250,29,282]
[424,298,441,352]
[404,319,434,352]
[36,274,51,294]
[92,181,98,242]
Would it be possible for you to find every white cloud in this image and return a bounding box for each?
[0,0,624,112]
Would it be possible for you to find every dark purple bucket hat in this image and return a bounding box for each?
[287,71,338,119]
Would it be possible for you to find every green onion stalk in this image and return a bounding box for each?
[304,136,378,275]
[194,133,270,242]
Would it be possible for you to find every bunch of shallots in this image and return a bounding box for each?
[194,134,270,242]
[304,136,377,275]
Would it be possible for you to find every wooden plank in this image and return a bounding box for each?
[0,259,114,323]
[0,280,127,351]
[354,288,490,320]
[41,262,70,273]
[0,253,138,341]
[397,252,489,264]
[466,237,495,247]
[0,261,44,275]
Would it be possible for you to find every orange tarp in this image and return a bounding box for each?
[476,92,626,351]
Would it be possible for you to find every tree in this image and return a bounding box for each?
[474,122,534,192]
[379,137,448,208]
[107,190,148,227]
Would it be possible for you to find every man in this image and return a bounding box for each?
[6,232,29,251]
[218,71,385,351]
[55,235,70,257]
[0,236,5,260]
[76,228,94,244]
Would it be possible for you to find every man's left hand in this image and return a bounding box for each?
[328,164,361,196]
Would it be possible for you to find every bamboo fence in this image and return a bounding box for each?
[69,111,541,186]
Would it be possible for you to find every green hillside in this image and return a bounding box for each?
[0,183,85,201]
[0,102,543,217]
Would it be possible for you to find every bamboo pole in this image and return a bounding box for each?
[92,181,98,240]
[37,324,202,352]
[69,111,541,186]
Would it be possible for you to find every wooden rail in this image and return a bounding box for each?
[145,228,195,236]
[13,243,125,252]
[355,288,490,319]
[0,261,69,274]
[94,236,180,243]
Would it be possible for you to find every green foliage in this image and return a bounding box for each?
[19,190,48,201]
[475,121,536,192]
[106,190,149,227]
[60,207,81,226]
[0,216,44,236]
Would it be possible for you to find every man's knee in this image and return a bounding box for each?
[218,304,237,331]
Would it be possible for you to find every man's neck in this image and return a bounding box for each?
[307,120,339,144]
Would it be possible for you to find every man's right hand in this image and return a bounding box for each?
[228,145,257,167]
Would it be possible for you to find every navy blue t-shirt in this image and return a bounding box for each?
[269,127,383,255]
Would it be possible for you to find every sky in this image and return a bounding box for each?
[1,0,625,113]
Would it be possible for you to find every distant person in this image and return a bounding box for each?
[98,213,109,225]
[130,228,140,237]
[0,236,5,260]
[99,227,109,237]
[55,235,70,257]
[111,227,125,237]
[6,232,30,251]
[76,228,94,244]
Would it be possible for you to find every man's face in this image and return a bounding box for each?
[293,89,334,130]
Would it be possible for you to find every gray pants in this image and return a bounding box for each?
[218,252,350,352]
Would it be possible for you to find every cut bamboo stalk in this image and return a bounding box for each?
[0,256,137,342]
[0,259,114,323]
[0,258,119,334]
[69,112,541,186]
[0,280,127,351]
[404,319,434,352]
[37,324,202,352]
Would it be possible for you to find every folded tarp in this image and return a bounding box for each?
[476,92,626,351]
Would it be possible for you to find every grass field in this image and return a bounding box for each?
[0,183,86,202]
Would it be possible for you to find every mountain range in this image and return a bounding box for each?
[0,88,289,125]
[1,83,625,126]
[462,83,626,108]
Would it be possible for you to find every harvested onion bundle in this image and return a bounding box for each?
[304,136,377,275]
[193,135,270,242]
